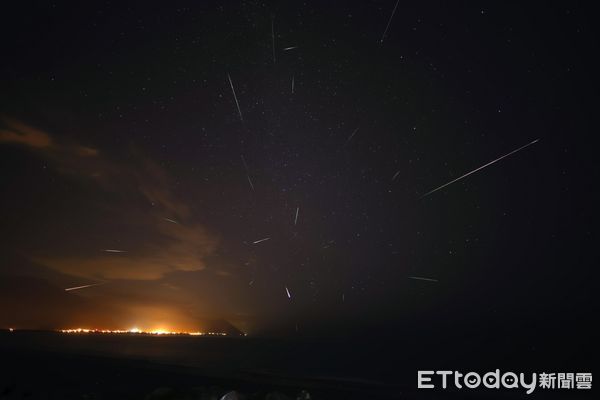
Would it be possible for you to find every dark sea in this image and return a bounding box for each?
[0,330,591,399]
[1,330,409,399]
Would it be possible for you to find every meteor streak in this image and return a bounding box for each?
[380,0,400,43]
[344,127,359,146]
[227,73,243,122]
[271,18,276,64]
[421,139,539,198]
[65,282,106,291]
[408,276,438,282]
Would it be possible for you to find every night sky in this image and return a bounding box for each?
[0,1,595,341]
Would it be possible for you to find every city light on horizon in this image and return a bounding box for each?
[56,327,232,336]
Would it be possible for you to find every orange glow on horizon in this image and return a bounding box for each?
[56,327,231,336]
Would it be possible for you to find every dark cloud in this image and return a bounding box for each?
[0,118,237,330]
[0,275,123,330]
[1,117,219,281]
[38,220,218,280]
[0,118,53,148]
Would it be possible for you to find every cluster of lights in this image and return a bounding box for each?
[57,328,228,336]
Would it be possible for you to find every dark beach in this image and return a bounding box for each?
[1,328,593,399]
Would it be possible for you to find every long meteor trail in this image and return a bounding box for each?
[227,73,243,122]
[65,282,106,292]
[421,139,539,198]
[380,0,400,43]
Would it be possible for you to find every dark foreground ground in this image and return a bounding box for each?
[0,330,594,399]
[2,348,394,400]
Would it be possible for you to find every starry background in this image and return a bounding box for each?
[0,0,596,359]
